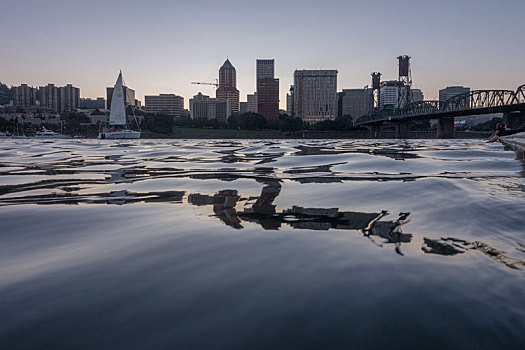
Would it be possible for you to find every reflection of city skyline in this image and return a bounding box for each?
[0,140,523,270]
[186,180,414,255]
[0,173,523,269]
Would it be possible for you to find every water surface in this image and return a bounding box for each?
[0,139,524,349]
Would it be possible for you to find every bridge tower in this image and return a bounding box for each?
[397,55,412,109]
[371,72,381,110]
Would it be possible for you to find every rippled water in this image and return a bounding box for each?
[1,139,524,349]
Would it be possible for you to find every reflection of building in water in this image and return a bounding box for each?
[188,190,242,229]
[281,206,382,231]
[423,237,525,270]
[242,180,282,230]
[188,182,413,253]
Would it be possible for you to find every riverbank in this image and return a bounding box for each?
[501,132,525,160]
[142,128,492,139]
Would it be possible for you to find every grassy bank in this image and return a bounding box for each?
[168,128,285,138]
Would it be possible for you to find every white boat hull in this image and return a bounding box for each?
[35,135,70,139]
[98,130,141,139]
[34,128,69,139]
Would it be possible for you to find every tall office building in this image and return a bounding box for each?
[107,85,136,110]
[39,84,58,112]
[439,86,470,103]
[239,102,247,115]
[145,94,184,117]
[338,88,373,120]
[256,59,275,80]
[286,86,294,116]
[256,59,279,121]
[293,70,338,123]
[190,92,231,123]
[246,93,258,113]
[216,59,240,115]
[411,88,424,103]
[58,84,80,111]
[13,84,37,108]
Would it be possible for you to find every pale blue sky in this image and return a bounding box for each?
[1,0,524,108]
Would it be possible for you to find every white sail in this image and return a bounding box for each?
[109,71,127,125]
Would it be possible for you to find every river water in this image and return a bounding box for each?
[0,139,524,349]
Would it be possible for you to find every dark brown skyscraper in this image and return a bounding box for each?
[256,59,279,121]
[216,59,240,116]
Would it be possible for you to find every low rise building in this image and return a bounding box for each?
[189,93,231,123]
[411,88,424,103]
[246,93,258,113]
[144,94,184,117]
[80,97,106,109]
[338,88,373,121]
[439,86,470,103]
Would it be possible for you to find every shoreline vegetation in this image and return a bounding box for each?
[1,111,497,139]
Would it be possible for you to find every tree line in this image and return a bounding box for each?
[143,111,364,135]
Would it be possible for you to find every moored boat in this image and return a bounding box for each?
[34,127,69,139]
[98,71,141,139]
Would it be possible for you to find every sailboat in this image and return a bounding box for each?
[98,71,141,139]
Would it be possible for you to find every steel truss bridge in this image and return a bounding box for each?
[355,84,525,126]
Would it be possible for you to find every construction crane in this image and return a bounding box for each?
[191,79,219,88]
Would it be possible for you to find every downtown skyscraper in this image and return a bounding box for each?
[256,59,279,121]
[216,59,240,116]
[293,70,338,123]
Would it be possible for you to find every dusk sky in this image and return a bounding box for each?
[1,0,524,109]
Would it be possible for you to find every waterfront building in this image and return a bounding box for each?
[338,88,373,120]
[246,93,257,113]
[190,92,231,123]
[107,85,135,110]
[439,86,470,103]
[39,84,58,112]
[145,94,184,117]
[80,97,106,109]
[379,81,402,108]
[13,84,37,108]
[58,84,80,111]
[293,70,338,123]
[411,88,424,103]
[216,59,240,115]
[190,93,209,120]
[256,59,279,121]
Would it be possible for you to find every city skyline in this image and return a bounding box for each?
[1,0,524,109]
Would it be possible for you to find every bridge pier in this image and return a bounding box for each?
[503,111,525,129]
[369,122,383,138]
[394,120,410,138]
[437,117,454,138]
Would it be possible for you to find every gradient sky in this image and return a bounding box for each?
[1,0,524,109]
